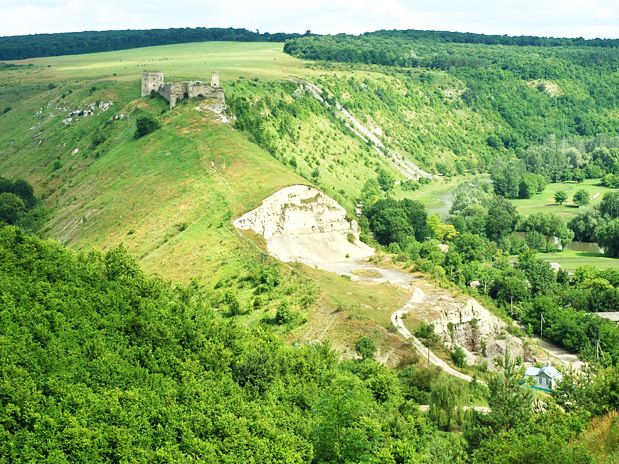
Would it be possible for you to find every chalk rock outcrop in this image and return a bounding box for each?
[234,185,374,267]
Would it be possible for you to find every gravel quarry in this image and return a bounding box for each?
[235,185,581,378]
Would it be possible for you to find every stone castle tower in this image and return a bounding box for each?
[141,71,164,97]
[140,71,224,108]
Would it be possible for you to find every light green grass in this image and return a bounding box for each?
[396,175,478,218]
[0,42,313,111]
[538,249,619,271]
[511,179,617,219]
[10,41,310,83]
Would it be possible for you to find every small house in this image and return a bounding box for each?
[524,364,563,391]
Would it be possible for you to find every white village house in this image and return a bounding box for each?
[524,364,563,391]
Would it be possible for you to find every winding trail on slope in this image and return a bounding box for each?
[321,260,477,382]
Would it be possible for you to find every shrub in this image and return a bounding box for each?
[554,191,568,205]
[355,335,377,360]
[451,346,467,368]
[134,115,161,139]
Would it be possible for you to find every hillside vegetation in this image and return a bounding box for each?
[2,35,619,462]
[4,225,618,463]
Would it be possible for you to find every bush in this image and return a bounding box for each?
[134,115,161,139]
[451,346,467,368]
[554,191,568,205]
[355,335,377,360]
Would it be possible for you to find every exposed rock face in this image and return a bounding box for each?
[420,293,523,369]
[234,185,374,267]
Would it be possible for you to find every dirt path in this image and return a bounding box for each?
[321,259,478,382]
[391,287,478,383]
[534,337,585,371]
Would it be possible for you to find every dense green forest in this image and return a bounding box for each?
[0,27,304,60]
[3,225,619,463]
[284,33,619,154]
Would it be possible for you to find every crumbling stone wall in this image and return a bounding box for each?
[141,72,224,108]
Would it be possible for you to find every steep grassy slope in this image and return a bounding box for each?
[0,60,411,358]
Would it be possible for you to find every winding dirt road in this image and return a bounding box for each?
[323,260,477,382]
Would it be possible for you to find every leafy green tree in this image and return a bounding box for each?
[0,192,25,225]
[134,114,161,138]
[377,169,395,192]
[451,346,467,368]
[465,352,532,449]
[490,157,526,199]
[429,377,466,431]
[453,233,488,262]
[312,375,377,463]
[485,197,519,242]
[554,190,568,205]
[360,178,383,209]
[596,218,619,258]
[367,207,413,245]
[517,255,556,295]
[518,173,546,199]
[521,212,574,248]
[568,209,603,242]
[599,192,619,219]
[573,189,591,207]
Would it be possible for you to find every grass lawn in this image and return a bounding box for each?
[538,249,619,271]
[396,175,476,218]
[511,179,617,220]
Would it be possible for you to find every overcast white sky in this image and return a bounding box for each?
[1,0,618,38]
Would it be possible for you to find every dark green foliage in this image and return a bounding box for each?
[574,189,591,207]
[569,210,603,242]
[485,197,519,242]
[0,192,24,224]
[0,177,41,230]
[365,198,430,246]
[134,115,161,139]
[0,27,305,60]
[355,336,377,360]
[0,226,457,462]
[520,212,574,248]
[599,191,619,219]
[490,157,526,198]
[450,346,467,368]
[377,169,394,192]
[555,190,568,205]
[596,219,619,258]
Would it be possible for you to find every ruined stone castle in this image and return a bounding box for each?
[141,71,224,108]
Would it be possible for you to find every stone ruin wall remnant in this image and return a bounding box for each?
[141,71,224,108]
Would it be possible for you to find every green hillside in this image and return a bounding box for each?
[1,34,619,464]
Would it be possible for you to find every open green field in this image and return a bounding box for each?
[9,41,309,82]
[396,175,477,218]
[511,179,617,219]
[539,249,619,271]
[0,41,312,111]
